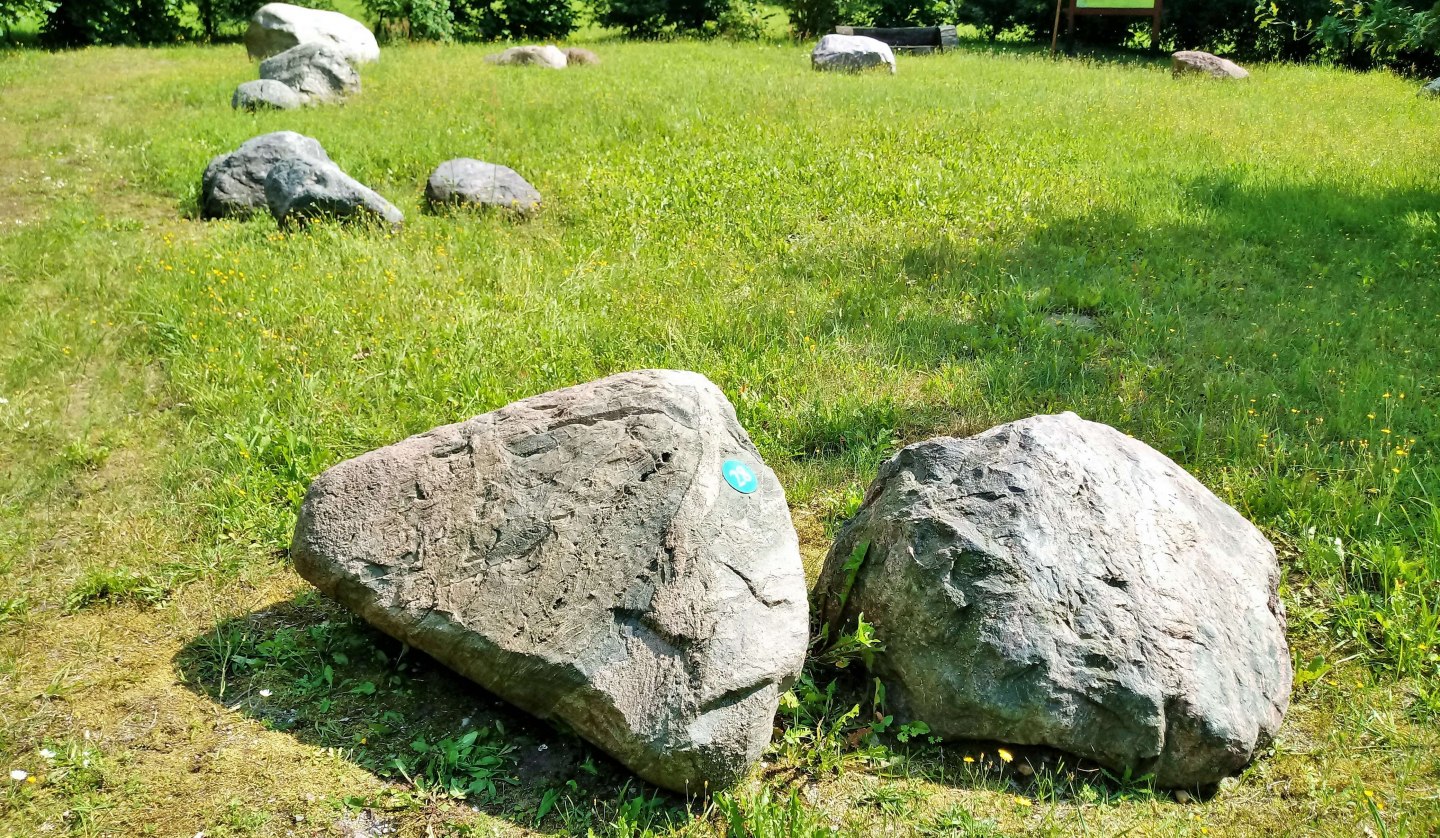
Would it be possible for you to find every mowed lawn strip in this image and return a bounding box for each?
[0,39,1436,836]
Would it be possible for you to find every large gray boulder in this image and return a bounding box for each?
[1172,50,1249,79]
[264,157,403,228]
[425,159,542,214]
[259,43,360,103]
[231,79,303,111]
[485,45,567,69]
[563,47,600,66]
[816,412,1291,788]
[1421,77,1440,96]
[201,131,330,220]
[811,34,896,74]
[291,370,808,793]
[245,2,380,64]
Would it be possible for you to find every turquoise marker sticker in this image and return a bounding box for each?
[722,458,758,494]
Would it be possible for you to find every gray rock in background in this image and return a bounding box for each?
[816,412,1291,788]
[1421,77,1440,96]
[245,2,380,64]
[231,79,303,111]
[292,370,809,793]
[1172,50,1250,79]
[201,131,330,220]
[425,158,542,214]
[260,42,361,102]
[811,34,896,74]
[485,45,568,69]
[564,47,600,66]
[264,156,403,228]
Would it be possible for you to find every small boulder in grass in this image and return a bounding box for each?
[1171,50,1249,79]
[260,42,361,102]
[485,45,567,69]
[425,159,542,215]
[816,412,1291,789]
[231,79,304,111]
[201,131,331,220]
[264,157,403,229]
[1420,78,1440,96]
[811,34,896,74]
[564,47,600,66]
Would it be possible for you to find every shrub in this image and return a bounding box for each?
[452,0,577,40]
[0,0,52,39]
[587,0,738,37]
[362,0,457,40]
[41,0,185,45]
[194,0,256,39]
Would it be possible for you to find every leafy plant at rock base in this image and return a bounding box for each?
[393,727,516,801]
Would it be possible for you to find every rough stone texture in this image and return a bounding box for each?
[485,45,568,69]
[245,2,380,64]
[260,42,361,102]
[1421,77,1440,96]
[231,79,304,111]
[816,412,1291,789]
[264,156,403,228]
[811,34,896,74]
[425,159,542,214]
[1172,50,1249,79]
[564,47,600,66]
[201,131,330,220]
[292,370,808,793]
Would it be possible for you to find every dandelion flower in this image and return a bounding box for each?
[963,756,975,764]
[9,770,27,782]
[998,748,1013,763]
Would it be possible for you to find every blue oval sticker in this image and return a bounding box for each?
[722,458,758,494]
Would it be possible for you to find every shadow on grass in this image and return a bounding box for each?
[173,590,699,835]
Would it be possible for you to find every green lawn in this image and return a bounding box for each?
[1,38,1438,837]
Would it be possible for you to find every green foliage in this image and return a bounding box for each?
[0,0,52,38]
[394,728,516,800]
[363,0,457,41]
[452,0,577,41]
[193,0,256,39]
[1266,0,1440,74]
[588,0,732,37]
[41,0,184,45]
[714,787,843,837]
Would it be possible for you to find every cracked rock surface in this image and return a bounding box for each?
[292,369,808,792]
[816,412,1291,788]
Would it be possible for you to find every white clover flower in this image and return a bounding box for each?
[38,749,55,760]
[9,769,27,781]
[258,689,272,698]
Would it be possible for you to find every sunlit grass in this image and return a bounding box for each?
[0,38,1437,836]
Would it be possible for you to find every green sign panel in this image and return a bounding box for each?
[1076,0,1155,6]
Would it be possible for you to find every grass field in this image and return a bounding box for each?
[1,36,1438,837]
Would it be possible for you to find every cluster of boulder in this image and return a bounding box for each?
[291,369,1293,794]
[232,3,379,111]
[485,44,600,69]
[200,131,539,226]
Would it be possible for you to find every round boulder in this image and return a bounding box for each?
[259,42,360,103]
[816,412,1291,789]
[231,79,303,111]
[425,159,541,214]
[1172,50,1249,79]
[485,45,567,69]
[264,156,403,229]
[564,47,600,66]
[201,131,331,220]
[245,2,379,64]
[811,34,896,74]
